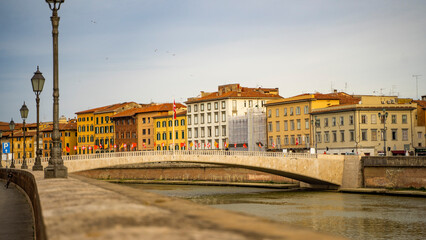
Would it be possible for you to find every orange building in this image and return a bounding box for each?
[41,120,77,156]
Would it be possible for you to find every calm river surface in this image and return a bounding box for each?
[123,184,426,240]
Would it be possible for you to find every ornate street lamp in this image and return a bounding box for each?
[0,130,3,168]
[378,109,389,156]
[31,66,45,171]
[20,102,29,169]
[9,119,15,168]
[44,0,67,178]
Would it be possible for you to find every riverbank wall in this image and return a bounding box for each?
[74,163,299,184]
[362,156,426,189]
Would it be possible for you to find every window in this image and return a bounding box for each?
[304,105,309,114]
[249,100,253,107]
[361,129,368,141]
[324,131,330,142]
[290,135,295,145]
[188,116,191,125]
[371,129,377,141]
[295,106,301,115]
[214,112,218,123]
[143,129,146,135]
[276,121,280,131]
[290,107,294,115]
[222,126,226,136]
[181,119,185,126]
[391,115,397,124]
[284,120,288,131]
[215,126,219,136]
[221,101,226,109]
[290,120,295,130]
[201,114,205,124]
[332,131,337,142]
[162,121,167,127]
[268,122,273,132]
[157,122,161,128]
[371,114,377,124]
[188,105,191,113]
[268,109,272,118]
[207,127,212,137]
[284,135,289,145]
[349,115,354,125]
[188,128,192,138]
[181,130,185,139]
[276,109,279,117]
[169,132,172,140]
[162,133,167,140]
[402,129,408,141]
[232,100,237,111]
[324,118,329,127]
[391,129,397,141]
[350,130,355,141]
[284,108,287,116]
[200,104,204,111]
[296,119,301,130]
[200,127,205,137]
[340,130,345,142]
[316,132,321,143]
[214,102,218,110]
[142,118,146,124]
[402,115,407,124]
[156,133,161,140]
[194,104,198,112]
[101,117,104,124]
[207,103,211,110]
[221,112,226,122]
[340,116,344,126]
[110,126,114,133]
[194,128,199,138]
[276,136,281,146]
[361,115,367,124]
[332,117,336,126]
[418,132,423,139]
[305,119,310,129]
[168,120,173,127]
[207,113,211,123]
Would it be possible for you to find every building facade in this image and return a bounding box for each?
[154,110,187,150]
[41,120,77,157]
[265,92,358,152]
[185,84,281,150]
[311,95,417,156]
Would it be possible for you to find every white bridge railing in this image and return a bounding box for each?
[6,150,317,166]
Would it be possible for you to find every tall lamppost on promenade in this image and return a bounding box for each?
[31,66,45,171]
[378,109,389,156]
[44,0,67,178]
[0,130,3,168]
[20,102,29,169]
[9,119,15,168]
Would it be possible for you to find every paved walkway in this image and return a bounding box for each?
[0,180,34,240]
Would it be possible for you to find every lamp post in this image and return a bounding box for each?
[378,109,388,156]
[0,130,2,168]
[9,119,15,168]
[31,66,45,171]
[20,102,29,169]
[44,0,67,178]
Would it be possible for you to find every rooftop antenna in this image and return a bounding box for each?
[413,75,422,99]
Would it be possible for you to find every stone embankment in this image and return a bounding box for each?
[1,169,346,240]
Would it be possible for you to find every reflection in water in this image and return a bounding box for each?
[124,184,426,240]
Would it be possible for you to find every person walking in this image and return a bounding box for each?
[5,171,13,189]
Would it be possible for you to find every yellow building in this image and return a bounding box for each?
[311,95,417,156]
[265,91,358,152]
[154,110,187,150]
[75,102,139,154]
[12,130,36,160]
[41,120,78,156]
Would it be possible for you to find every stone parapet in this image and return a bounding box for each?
[363,156,426,167]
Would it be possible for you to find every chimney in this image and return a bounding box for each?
[422,95,426,101]
[334,89,338,93]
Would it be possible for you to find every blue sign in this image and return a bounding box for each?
[2,142,10,154]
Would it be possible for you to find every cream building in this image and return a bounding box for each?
[311,95,417,156]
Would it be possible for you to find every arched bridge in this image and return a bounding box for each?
[11,150,347,186]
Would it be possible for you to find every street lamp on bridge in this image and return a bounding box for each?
[9,119,15,168]
[31,66,45,171]
[378,109,389,156]
[44,0,67,178]
[20,102,29,169]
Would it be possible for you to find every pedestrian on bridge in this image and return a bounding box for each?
[4,171,13,189]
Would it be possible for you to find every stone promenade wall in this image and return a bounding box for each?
[362,156,426,189]
[0,169,47,240]
[75,164,299,184]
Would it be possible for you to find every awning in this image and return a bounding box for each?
[391,150,406,155]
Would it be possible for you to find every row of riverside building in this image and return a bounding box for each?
[1,83,426,160]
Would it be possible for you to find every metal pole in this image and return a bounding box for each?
[44,1,67,178]
[21,120,28,169]
[11,131,15,168]
[33,94,43,170]
[0,131,2,168]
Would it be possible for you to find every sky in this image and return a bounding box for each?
[0,0,425,123]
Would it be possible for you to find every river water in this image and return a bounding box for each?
[123,184,426,240]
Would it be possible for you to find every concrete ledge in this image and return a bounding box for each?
[363,156,426,167]
[339,188,426,197]
[33,172,346,240]
[0,169,47,240]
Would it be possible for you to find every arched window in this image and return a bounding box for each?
[157,133,161,140]
[162,133,167,140]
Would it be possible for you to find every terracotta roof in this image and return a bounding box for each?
[414,100,426,109]
[75,102,138,115]
[266,92,360,106]
[11,130,37,138]
[41,122,77,132]
[186,86,281,104]
[112,103,186,118]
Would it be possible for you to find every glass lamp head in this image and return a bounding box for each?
[20,102,29,120]
[31,66,45,93]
